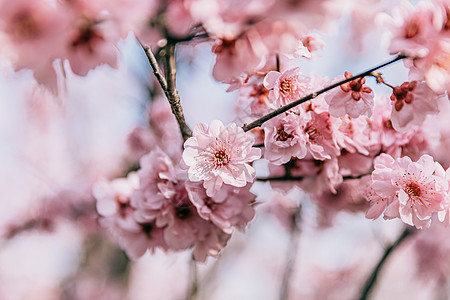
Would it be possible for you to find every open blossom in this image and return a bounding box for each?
[324,72,374,118]
[389,81,440,131]
[367,153,449,229]
[92,172,168,259]
[185,181,256,234]
[182,120,261,197]
[382,0,437,58]
[263,67,312,107]
[262,112,308,165]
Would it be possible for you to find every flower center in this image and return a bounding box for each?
[213,149,230,168]
[405,18,420,39]
[276,127,294,141]
[340,72,372,101]
[280,78,295,96]
[405,182,422,200]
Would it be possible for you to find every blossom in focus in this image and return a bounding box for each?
[262,112,308,165]
[182,120,261,197]
[367,153,449,229]
[324,72,374,118]
[263,67,312,107]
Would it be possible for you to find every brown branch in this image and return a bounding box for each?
[142,43,193,142]
[359,226,415,300]
[142,45,168,91]
[187,254,199,300]
[242,54,407,132]
[279,204,302,300]
[256,173,370,182]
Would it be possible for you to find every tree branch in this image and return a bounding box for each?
[359,226,415,300]
[242,54,407,132]
[187,254,199,300]
[163,43,193,142]
[279,204,302,300]
[143,43,193,142]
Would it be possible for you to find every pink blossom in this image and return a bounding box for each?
[263,67,312,107]
[212,35,266,84]
[131,148,177,223]
[324,72,374,118]
[303,110,340,160]
[408,40,450,94]
[382,1,438,58]
[359,175,392,220]
[389,81,440,131]
[182,120,261,197]
[185,181,256,234]
[131,148,232,262]
[334,115,372,155]
[262,113,308,165]
[0,0,69,91]
[369,153,449,228]
[92,173,168,259]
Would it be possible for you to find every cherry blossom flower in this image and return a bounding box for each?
[263,67,312,107]
[131,147,177,223]
[262,113,308,165]
[182,120,261,197]
[382,0,438,58]
[93,172,168,259]
[185,181,256,234]
[389,81,440,131]
[303,110,340,160]
[369,153,449,229]
[131,148,232,262]
[325,72,374,118]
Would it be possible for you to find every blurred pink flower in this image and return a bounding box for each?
[93,172,168,259]
[182,120,261,197]
[389,81,440,131]
[325,72,374,118]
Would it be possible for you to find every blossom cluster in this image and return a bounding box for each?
[362,153,449,229]
[94,119,261,261]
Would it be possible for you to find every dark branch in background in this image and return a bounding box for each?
[187,254,199,300]
[242,54,407,132]
[256,173,371,182]
[279,204,302,300]
[142,43,192,142]
[359,226,415,300]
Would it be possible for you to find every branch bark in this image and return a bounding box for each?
[242,54,407,132]
[143,43,192,142]
[359,226,415,300]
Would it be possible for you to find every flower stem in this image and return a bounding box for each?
[359,226,415,300]
[242,54,407,132]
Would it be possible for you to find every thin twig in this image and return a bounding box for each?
[256,173,370,182]
[279,204,302,300]
[143,43,193,142]
[242,54,407,132]
[359,226,415,300]
[142,45,168,91]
